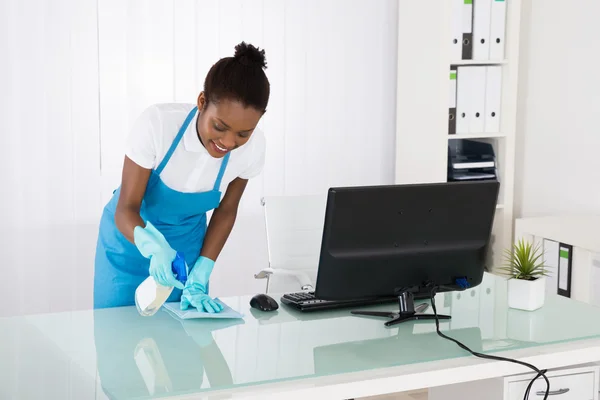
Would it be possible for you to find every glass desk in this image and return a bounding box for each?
[3,273,600,400]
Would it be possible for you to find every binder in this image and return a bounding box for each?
[462,0,474,59]
[590,254,600,307]
[478,276,495,339]
[449,290,480,330]
[558,243,573,298]
[468,66,486,133]
[451,0,464,60]
[489,0,507,60]
[449,67,457,134]
[484,65,502,132]
[455,66,472,134]
[473,0,492,60]
[543,239,559,295]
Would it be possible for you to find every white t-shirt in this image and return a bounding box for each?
[125,103,266,194]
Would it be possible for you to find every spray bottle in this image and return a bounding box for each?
[135,252,188,317]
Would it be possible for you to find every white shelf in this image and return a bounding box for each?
[450,59,508,66]
[394,1,522,273]
[448,133,506,139]
[516,215,600,253]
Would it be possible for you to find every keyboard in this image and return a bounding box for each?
[280,291,400,312]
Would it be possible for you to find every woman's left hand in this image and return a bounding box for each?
[180,256,224,313]
[181,290,223,313]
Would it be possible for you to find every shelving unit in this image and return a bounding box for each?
[448,133,507,139]
[394,0,522,270]
[450,59,509,66]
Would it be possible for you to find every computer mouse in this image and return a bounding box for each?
[250,293,279,312]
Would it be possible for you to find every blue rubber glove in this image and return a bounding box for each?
[134,221,185,290]
[180,256,224,313]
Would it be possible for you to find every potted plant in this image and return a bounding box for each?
[500,238,548,311]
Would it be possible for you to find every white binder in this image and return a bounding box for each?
[484,66,502,132]
[456,66,472,134]
[462,0,473,35]
[558,244,573,297]
[478,276,496,339]
[462,0,474,59]
[449,68,458,134]
[449,69,457,107]
[543,239,559,295]
[451,0,464,60]
[473,0,492,60]
[469,66,487,133]
[489,0,507,60]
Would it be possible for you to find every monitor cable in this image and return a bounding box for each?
[428,285,550,400]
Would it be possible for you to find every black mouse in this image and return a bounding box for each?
[250,293,279,312]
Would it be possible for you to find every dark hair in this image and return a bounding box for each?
[203,42,270,113]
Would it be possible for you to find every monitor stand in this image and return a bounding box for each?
[350,288,451,327]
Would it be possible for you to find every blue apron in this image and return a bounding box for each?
[94,106,230,309]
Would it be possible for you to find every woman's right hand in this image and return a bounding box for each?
[134,221,184,290]
[114,156,183,289]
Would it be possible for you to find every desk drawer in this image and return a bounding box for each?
[507,370,595,400]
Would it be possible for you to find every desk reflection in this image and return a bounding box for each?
[313,327,483,374]
[93,307,242,399]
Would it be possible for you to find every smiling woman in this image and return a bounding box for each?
[93,42,270,312]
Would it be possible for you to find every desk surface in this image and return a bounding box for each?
[4,273,600,400]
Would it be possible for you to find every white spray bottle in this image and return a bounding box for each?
[135,252,188,317]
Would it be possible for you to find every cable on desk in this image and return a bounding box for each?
[428,286,550,400]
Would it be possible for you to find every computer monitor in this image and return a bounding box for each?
[313,180,499,326]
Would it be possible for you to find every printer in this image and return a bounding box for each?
[447,139,497,182]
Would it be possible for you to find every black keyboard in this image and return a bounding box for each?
[280,291,400,312]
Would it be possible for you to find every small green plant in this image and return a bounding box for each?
[500,238,547,280]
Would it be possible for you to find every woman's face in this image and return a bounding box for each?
[196,92,263,159]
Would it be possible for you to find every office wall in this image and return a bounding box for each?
[515,0,600,218]
[0,0,398,316]
[0,0,102,317]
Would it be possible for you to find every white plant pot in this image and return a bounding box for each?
[507,276,546,311]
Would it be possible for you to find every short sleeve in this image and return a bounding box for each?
[238,129,266,180]
[125,105,162,169]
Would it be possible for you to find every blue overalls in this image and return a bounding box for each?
[94,107,230,309]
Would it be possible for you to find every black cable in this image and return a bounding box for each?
[428,287,550,400]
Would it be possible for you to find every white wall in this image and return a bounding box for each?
[98,0,398,207]
[0,0,398,316]
[515,0,600,218]
[0,0,101,317]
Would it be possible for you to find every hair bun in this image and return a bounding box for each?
[234,42,267,69]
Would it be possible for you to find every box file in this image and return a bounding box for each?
[457,0,507,61]
[543,239,573,298]
[451,0,465,60]
[590,254,600,307]
[468,66,487,133]
[455,66,472,134]
[452,65,503,134]
[484,66,502,132]
[473,0,492,60]
[558,243,573,298]
[543,239,560,295]
[462,0,474,59]
[449,67,457,135]
[489,0,507,60]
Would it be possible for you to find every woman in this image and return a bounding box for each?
[94,42,270,312]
